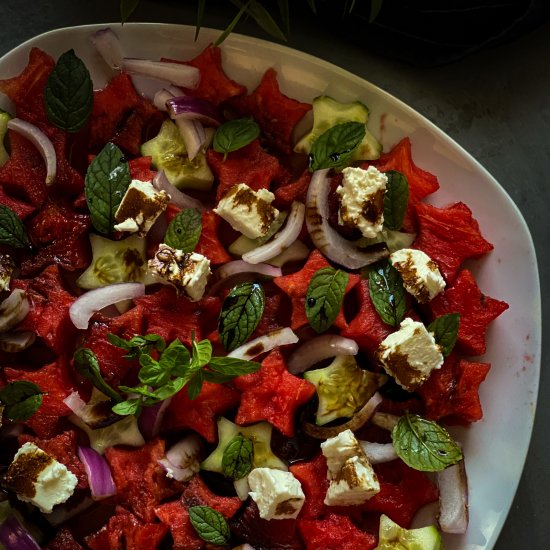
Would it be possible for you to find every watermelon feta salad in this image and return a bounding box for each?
[0,27,509,550]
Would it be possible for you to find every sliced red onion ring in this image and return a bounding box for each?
[138,397,172,439]
[159,434,202,482]
[0,331,35,353]
[0,289,29,332]
[207,261,282,297]
[7,119,56,185]
[371,412,400,431]
[90,27,123,70]
[233,476,251,501]
[153,170,207,211]
[287,335,359,374]
[153,88,174,111]
[123,58,200,89]
[167,96,223,127]
[77,446,117,500]
[63,391,87,417]
[437,458,469,534]
[228,327,299,360]
[242,201,305,265]
[69,282,145,330]
[266,239,310,267]
[0,516,41,550]
[306,169,389,269]
[174,117,206,161]
[359,441,398,464]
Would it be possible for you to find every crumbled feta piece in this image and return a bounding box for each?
[3,442,78,513]
[114,179,170,237]
[321,429,380,506]
[0,253,14,292]
[248,468,305,520]
[336,166,387,238]
[377,317,444,391]
[390,248,445,303]
[148,244,210,301]
[214,183,279,239]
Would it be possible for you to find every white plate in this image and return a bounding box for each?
[0,23,541,550]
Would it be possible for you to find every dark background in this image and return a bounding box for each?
[0,1,548,548]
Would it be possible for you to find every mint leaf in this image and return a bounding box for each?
[222,434,254,480]
[213,1,251,47]
[306,267,348,333]
[85,142,131,235]
[0,381,42,421]
[218,282,265,352]
[112,398,142,416]
[148,377,186,402]
[73,348,122,403]
[309,121,366,171]
[246,0,287,41]
[44,49,93,132]
[108,333,166,359]
[160,339,191,377]
[164,208,202,252]
[391,413,463,472]
[186,370,205,400]
[0,205,30,249]
[213,117,260,158]
[138,354,170,387]
[383,170,409,231]
[120,0,140,22]
[428,313,460,357]
[189,505,231,546]
[208,356,261,377]
[191,339,213,369]
[368,261,407,327]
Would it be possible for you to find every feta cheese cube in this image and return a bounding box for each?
[114,179,170,237]
[336,166,387,238]
[0,253,14,292]
[321,429,380,506]
[214,183,279,239]
[377,317,444,391]
[390,248,445,303]
[148,244,211,301]
[3,442,78,513]
[248,468,305,520]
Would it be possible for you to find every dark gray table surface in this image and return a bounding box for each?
[0,1,547,548]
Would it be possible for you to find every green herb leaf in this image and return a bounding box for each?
[108,333,166,359]
[222,434,254,480]
[277,0,291,35]
[160,338,191,377]
[85,142,131,235]
[0,204,30,249]
[305,0,317,14]
[214,0,251,46]
[306,267,348,333]
[208,356,261,377]
[195,0,206,40]
[112,398,142,416]
[213,117,260,159]
[309,121,366,171]
[369,0,384,22]
[428,313,460,357]
[164,208,202,252]
[189,505,231,546]
[0,381,42,421]
[44,49,93,132]
[148,377,187,402]
[187,370,205,400]
[118,384,155,398]
[202,370,237,384]
[218,282,265,352]
[138,354,169,387]
[191,338,213,369]
[391,413,463,472]
[368,261,407,327]
[383,170,409,231]
[73,348,123,403]
[120,0,140,22]
[246,0,287,41]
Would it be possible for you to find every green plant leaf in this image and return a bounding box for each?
[195,0,206,40]
[73,348,123,403]
[208,356,261,377]
[0,204,30,249]
[44,49,93,132]
[148,377,187,402]
[309,121,366,171]
[213,117,260,159]
[120,0,140,22]
[277,0,291,35]
[306,267,348,333]
[186,370,205,400]
[428,313,460,357]
[191,338,213,369]
[305,0,317,14]
[383,170,409,231]
[218,282,265,352]
[214,0,251,46]
[246,0,287,42]
[369,0,384,22]
[85,142,131,235]
[189,505,231,546]
[164,208,202,252]
[0,381,42,421]
[112,398,142,416]
[368,261,407,327]
[138,354,170,387]
[391,413,463,472]
[160,338,191,376]
[222,434,254,480]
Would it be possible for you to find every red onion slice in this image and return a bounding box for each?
[7,119,56,185]
[123,58,200,89]
[153,170,207,211]
[77,446,117,500]
[437,458,469,534]
[138,397,172,439]
[63,391,87,417]
[287,335,359,374]
[69,282,145,330]
[0,289,29,332]
[0,516,41,550]
[159,434,202,482]
[359,441,398,464]
[228,327,299,360]
[306,169,389,269]
[90,28,123,70]
[167,95,223,127]
[0,331,35,353]
[242,201,305,265]
[153,88,174,111]
[174,117,206,160]
[207,261,282,297]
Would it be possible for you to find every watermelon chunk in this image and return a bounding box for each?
[0,185,35,218]
[289,452,329,520]
[129,155,156,181]
[274,169,312,208]
[45,528,84,550]
[181,475,242,519]
[155,500,203,550]
[234,349,316,437]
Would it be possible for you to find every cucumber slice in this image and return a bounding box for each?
[294,95,382,161]
[0,109,12,167]
[357,229,417,253]
[141,119,214,191]
[375,514,444,550]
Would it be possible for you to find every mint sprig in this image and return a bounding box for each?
[0,381,43,421]
[0,205,30,249]
[383,170,409,231]
[222,434,254,480]
[164,208,202,252]
[189,505,231,546]
[428,313,460,357]
[213,117,260,159]
[73,348,123,403]
[368,260,407,327]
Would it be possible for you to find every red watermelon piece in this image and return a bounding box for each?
[234,349,316,437]
[128,155,156,181]
[182,475,242,519]
[0,185,35,218]
[298,513,377,550]
[250,292,289,340]
[230,68,312,155]
[45,528,84,550]
[155,500,203,550]
[274,169,312,208]
[428,269,508,356]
